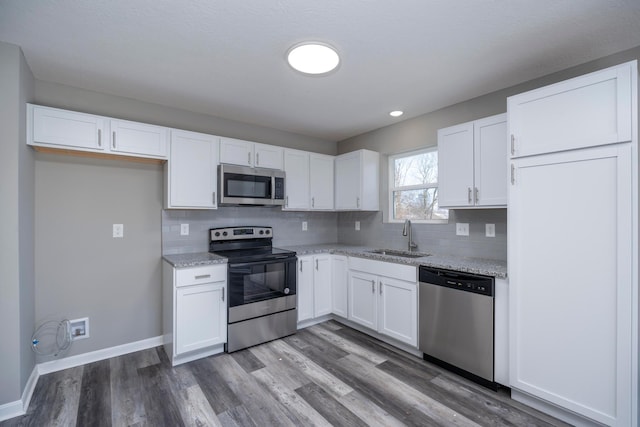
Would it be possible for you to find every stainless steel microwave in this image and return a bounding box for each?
[218,164,285,206]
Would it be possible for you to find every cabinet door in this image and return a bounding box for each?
[219,137,253,166]
[176,282,226,355]
[508,61,634,158]
[30,104,106,151]
[438,122,474,207]
[167,130,218,209]
[378,277,417,346]
[509,144,633,425]
[335,151,361,209]
[309,153,334,210]
[110,119,168,158]
[297,256,314,322]
[331,255,348,318]
[283,149,310,210]
[348,271,377,330]
[313,255,332,317]
[254,143,283,170]
[474,114,507,206]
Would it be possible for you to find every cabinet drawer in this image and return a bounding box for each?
[176,264,226,287]
[349,257,416,283]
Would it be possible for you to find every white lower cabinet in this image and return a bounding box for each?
[163,262,227,366]
[331,255,348,318]
[348,258,418,347]
[297,254,332,323]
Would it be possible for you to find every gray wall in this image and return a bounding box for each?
[163,208,338,254]
[0,42,34,406]
[337,45,640,261]
[34,154,163,359]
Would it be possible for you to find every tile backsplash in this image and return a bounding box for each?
[163,206,506,261]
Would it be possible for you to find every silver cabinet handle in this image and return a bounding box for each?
[511,164,515,185]
[213,191,216,206]
[312,197,315,208]
[222,287,225,302]
[112,131,116,149]
[474,187,479,203]
[286,196,289,207]
[256,152,260,165]
[248,152,251,165]
[97,129,102,147]
[510,134,515,155]
[380,283,383,295]
[468,187,472,204]
[371,280,375,293]
[357,197,360,208]
[195,274,211,280]
[299,261,302,272]
[315,259,318,270]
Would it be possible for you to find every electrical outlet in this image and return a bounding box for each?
[486,223,496,237]
[456,223,469,236]
[302,221,308,231]
[180,223,189,236]
[355,221,360,231]
[113,224,123,238]
[69,317,90,340]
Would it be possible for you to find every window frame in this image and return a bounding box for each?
[387,147,449,224]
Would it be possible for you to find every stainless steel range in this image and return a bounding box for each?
[209,226,297,352]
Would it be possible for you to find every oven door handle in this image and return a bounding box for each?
[229,256,296,269]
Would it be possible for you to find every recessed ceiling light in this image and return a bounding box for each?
[389,110,404,117]
[287,42,340,75]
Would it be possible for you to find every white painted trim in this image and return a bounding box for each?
[0,399,25,422]
[511,389,601,427]
[21,365,39,413]
[38,335,163,375]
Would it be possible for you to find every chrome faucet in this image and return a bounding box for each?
[402,219,418,252]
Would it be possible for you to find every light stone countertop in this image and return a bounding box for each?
[282,244,507,278]
[162,244,507,278]
[163,252,227,268]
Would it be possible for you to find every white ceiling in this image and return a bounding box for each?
[1,1,640,141]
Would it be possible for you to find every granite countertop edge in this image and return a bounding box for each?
[282,244,508,279]
[162,245,507,278]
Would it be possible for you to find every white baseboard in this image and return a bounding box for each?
[0,399,25,422]
[38,335,163,375]
[0,365,39,422]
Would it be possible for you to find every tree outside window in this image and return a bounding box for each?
[389,149,448,222]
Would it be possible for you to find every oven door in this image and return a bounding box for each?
[227,256,297,323]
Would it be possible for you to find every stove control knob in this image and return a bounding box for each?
[265,229,270,235]
[259,230,264,235]
[222,231,228,236]
[214,231,220,237]
[284,287,290,295]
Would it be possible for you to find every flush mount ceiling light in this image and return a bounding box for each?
[389,110,404,117]
[287,42,340,75]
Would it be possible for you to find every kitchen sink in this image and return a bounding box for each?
[368,249,430,258]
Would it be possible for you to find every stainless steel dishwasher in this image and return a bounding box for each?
[419,266,496,389]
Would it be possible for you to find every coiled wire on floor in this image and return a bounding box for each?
[31,319,72,357]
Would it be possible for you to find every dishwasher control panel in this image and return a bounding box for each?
[419,266,494,296]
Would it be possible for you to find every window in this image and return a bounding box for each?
[389,148,448,223]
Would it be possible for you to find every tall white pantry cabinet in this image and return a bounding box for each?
[507,61,638,426]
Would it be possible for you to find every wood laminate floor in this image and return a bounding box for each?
[2,321,568,427]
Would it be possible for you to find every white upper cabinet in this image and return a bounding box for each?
[219,137,283,169]
[438,113,507,208]
[110,119,168,158]
[165,130,219,209]
[309,153,334,210]
[283,149,310,210]
[508,63,633,158]
[28,104,169,160]
[29,104,106,152]
[335,149,379,211]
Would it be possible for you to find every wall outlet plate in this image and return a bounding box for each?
[180,223,189,236]
[486,223,496,237]
[113,224,123,238]
[355,221,360,231]
[456,223,469,236]
[302,221,308,231]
